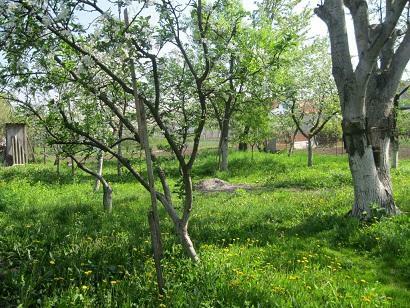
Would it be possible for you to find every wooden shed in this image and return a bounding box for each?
[4,123,28,166]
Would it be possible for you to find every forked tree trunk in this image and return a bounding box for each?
[94,151,104,192]
[307,138,313,167]
[219,119,229,171]
[314,0,409,220]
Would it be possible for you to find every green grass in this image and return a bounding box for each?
[0,151,409,307]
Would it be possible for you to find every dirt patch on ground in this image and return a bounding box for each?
[194,178,252,193]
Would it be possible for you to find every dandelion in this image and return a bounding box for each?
[361,295,371,303]
[84,270,92,276]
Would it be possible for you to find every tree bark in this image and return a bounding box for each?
[307,137,313,167]
[288,128,298,157]
[391,139,399,169]
[343,121,397,218]
[94,151,104,192]
[103,184,113,213]
[71,157,75,177]
[125,8,164,293]
[55,153,60,176]
[219,118,229,171]
[177,222,199,262]
[117,102,127,177]
[315,0,408,219]
[179,170,199,262]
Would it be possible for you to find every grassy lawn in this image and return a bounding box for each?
[0,151,409,307]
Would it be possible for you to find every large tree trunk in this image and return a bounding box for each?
[314,0,408,220]
[343,121,397,219]
[94,151,104,192]
[365,81,399,215]
[219,118,229,171]
[307,137,313,167]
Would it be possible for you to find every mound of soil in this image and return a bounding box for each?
[195,178,251,193]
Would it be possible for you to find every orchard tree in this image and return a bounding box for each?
[0,0,233,293]
[207,0,306,171]
[288,40,339,167]
[315,0,410,218]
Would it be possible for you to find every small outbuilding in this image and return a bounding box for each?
[4,123,28,166]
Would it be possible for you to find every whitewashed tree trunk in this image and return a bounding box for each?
[315,0,408,219]
[94,151,104,192]
[348,141,396,218]
[102,184,113,213]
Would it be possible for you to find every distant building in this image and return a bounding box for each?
[4,123,28,166]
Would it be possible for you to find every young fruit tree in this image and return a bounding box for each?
[207,0,305,171]
[0,0,237,292]
[315,0,410,218]
[288,40,339,167]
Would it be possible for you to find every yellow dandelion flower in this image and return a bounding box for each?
[361,296,371,303]
[84,270,92,276]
